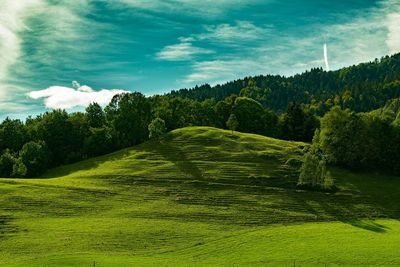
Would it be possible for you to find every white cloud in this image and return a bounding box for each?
[0,0,44,87]
[199,21,272,44]
[382,0,400,54]
[156,41,214,61]
[0,0,93,102]
[0,101,30,112]
[182,59,264,85]
[116,0,264,18]
[156,20,269,62]
[386,13,400,54]
[28,84,127,109]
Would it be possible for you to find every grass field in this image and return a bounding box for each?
[0,127,399,266]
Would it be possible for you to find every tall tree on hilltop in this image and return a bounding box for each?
[105,92,151,148]
[86,102,105,128]
[0,118,27,152]
[232,97,266,134]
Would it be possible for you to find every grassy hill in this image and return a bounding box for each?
[0,127,399,266]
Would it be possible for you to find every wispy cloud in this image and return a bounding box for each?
[0,1,95,97]
[0,0,100,115]
[386,13,400,54]
[28,83,127,109]
[173,21,316,84]
[182,59,264,85]
[156,20,270,63]
[198,21,272,44]
[0,0,44,90]
[116,0,264,18]
[156,39,214,61]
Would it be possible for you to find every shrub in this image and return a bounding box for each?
[226,114,239,133]
[298,129,335,191]
[148,118,167,139]
[0,150,17,177]
[12,160,27,178]
[19,141,48,177]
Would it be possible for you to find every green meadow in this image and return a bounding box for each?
[0,127,399,266]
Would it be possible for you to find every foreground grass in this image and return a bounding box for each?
[5,220,400,266]
[0,127,399,266]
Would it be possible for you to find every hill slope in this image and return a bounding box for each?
[0,127,399,266]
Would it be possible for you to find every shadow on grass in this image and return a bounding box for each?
[149,138,204,180]
[40,148,135,179]
[141,136,400,229]
[289,168,400,233]
[0,215,18,239]
[348,220,390,233]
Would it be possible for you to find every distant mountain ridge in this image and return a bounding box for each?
[169,53,400,114]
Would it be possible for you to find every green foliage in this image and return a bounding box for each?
[148,118,167,139]
[298,151,329,188]
[370,98,400,128]
[12,159,27,178]
[19,141,48,177]
[85,102,105,128]
[263,109,280,137]
[66,112,90,163]
[280,102,319,141]
[0,118,27,152]
[31,110,76,166]
[1,91,398,178]
[324,171,334,189]
[170,54,400,114]
[319,107,368,168]
[84,127,113,157]
[318,106,400,174]
[151,96,212,130]
[0,149,16,177]
[239,78,269,104]
[0,92,284,177]
[232,97,276,135]
[226,114,239,133]
[298,129,334,190]
[214,100,232,129]
[106,92,151,147]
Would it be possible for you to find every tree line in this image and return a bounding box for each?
[0,92,318,178]
[298,105,400,190]
[170,54,400,115]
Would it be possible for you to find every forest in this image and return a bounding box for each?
[1,54,400,179]
[170,54,400,114]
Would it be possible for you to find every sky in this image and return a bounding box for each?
[0,0,399,119]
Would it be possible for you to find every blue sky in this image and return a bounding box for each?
[0,0,399,119]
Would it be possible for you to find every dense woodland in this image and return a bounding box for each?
[170,54,400,114]
[1,54,400,178]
